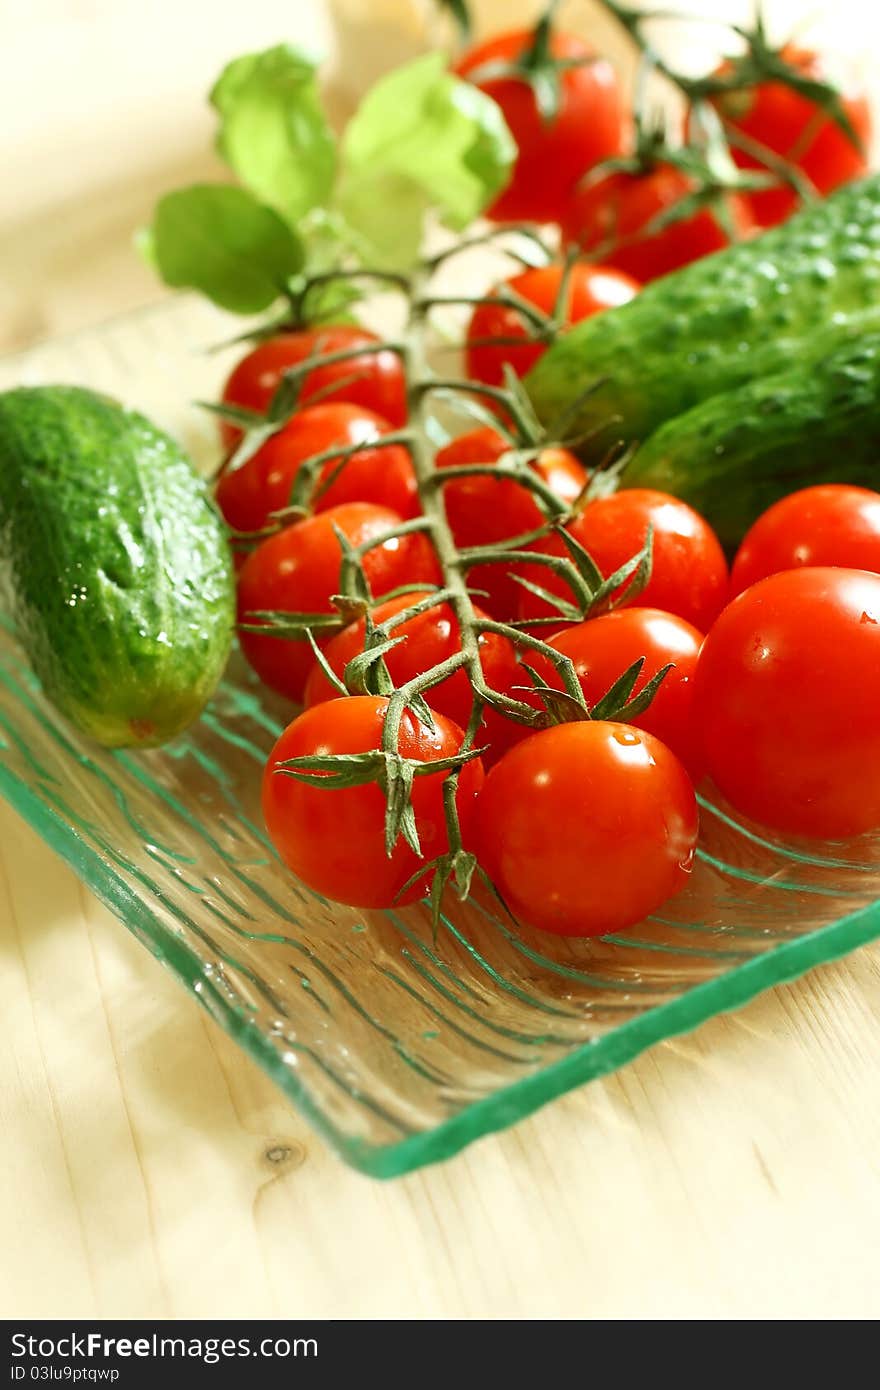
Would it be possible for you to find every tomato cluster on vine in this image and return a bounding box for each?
[212,276,697,932]
[453,14,869,283]
[208,8,879,942]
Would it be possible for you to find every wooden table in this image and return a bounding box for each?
[5,794,880,1319]
[3,0,880,1323]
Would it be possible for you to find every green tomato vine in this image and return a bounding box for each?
[221,229,667,920]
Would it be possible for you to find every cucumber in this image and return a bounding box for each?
[622,334,880,550]
[525,175,880,455]
[0,385,234,747]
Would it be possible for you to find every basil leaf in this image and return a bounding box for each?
[336,53,515,265]
[210,45,337,224]
[151,185,303,313]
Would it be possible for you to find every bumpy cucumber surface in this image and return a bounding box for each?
[0,385,234,747]
[525,175,880,456]
[622,334,880,549]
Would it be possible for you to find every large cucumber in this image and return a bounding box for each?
[0,385,234,747]
[622,334,880,550]
[525,175,880,455]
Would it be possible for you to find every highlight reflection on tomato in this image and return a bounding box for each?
[692,567,880,838]
[475,721,698,936]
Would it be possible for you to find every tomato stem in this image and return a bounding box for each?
[252,253,657,917]
[595,0,861,192]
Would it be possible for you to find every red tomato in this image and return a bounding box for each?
[466,261,639,387]
[475,721,698,936]
[237,503,440,701]
[435,426,587,620]
[517,489,728,633]
[560,163,754,282]
[525,608,705,778]
[216,402,418,534]
[303,589,520,734]
[709,45,871,229]
[220,327,407,448]
[730,485,880,597]
[263,696,484,908]
[453,28,627,222]
[692,567,880,838]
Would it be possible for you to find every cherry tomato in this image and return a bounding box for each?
[263,696,484,909]
[304,589,520,733]
[436,426,587,620]
[237,502,440,701]
[517,489,728,634]
[525,608,705,778]
[730,485,880,597]
[475,721,698,936]
[709,45,871,229]
[220,327,407,448]
[465,261,639,387]
[453,28,627,223]
[560,163,755,282]
[216,402,418,534]
[692,567,880,838]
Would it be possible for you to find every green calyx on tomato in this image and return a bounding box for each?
[236,501,441,703]
[519,607,705,778]
[216,401,419,537]
[473,720,699,937]
[690,16,867,163]
[434,424,588,621]
[454,3,599,124]
[465,260,640,389]
[703,41,871,229]
[263,696,484,910]
[560,109,760,283]
[160,5,880,937]
[453,20,627,223]
[219,329,409,449]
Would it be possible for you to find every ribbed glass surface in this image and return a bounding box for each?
[2,297,879,1178]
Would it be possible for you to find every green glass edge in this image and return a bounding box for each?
[3,754,879,1180]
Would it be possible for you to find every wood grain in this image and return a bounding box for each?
[4,791,880,1319]
[4,0,880,1322]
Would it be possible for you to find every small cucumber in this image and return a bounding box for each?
[622,334,880,550]
[0,385,234,747]
[525,174,880,455]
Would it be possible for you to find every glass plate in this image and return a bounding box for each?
[3,296,880,1179]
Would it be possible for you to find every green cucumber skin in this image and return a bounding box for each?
[622,334,880,550]
[0,385,235,747]
[525,174,880,454]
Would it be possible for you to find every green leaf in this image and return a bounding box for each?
[210,45,337,224]
[336,53,515,265]
[151,185,303,313]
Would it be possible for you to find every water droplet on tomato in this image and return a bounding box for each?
[612,729,640,746]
